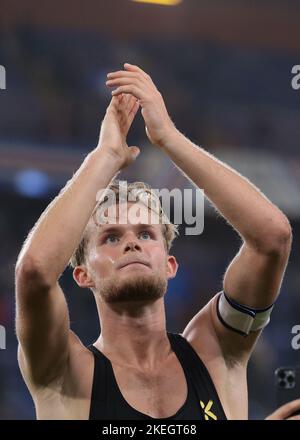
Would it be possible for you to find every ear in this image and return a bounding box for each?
[166,255,178,280]
[73,265,95,288]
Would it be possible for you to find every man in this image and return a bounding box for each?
[15,63,292,420]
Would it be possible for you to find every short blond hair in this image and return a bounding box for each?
[69,180,179,268]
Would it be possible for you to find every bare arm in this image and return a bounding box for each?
[15,94,140,387]
[156,109,291,365]
[158,130,291,258]
[106,64,292,363]
[158,129,292,361]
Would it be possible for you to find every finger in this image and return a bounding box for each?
[106,95,121,114]
[124,63,151,81]
[118,94,137,128]
[129,98,140,114]
[111,85,143,100]
[107,70,150,88]
[127,94,138,113]
[107,71,139,79]
[282,399,300,418]
[123,95,138,117]
[108,69,153,89]
[121,99,140,135]
[113,91,134,110]
[267,399,300,420]
[119,92,135,114]
[117,92,127,111]
[106,77,144,90]
[286,416,300,420]
[125,100,140,131]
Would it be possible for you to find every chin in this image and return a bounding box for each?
[99,272,167,304]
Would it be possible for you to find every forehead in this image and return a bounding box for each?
[89,201,164,236]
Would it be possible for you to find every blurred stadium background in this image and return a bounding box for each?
[0,0,300,419]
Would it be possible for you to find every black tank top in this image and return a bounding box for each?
[87,332,227,420]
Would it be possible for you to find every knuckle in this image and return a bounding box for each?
[133,75,141,84]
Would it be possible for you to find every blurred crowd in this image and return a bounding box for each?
[0,25,300,155]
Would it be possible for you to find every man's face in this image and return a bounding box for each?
[75,202,178,303]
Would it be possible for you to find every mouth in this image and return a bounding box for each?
[118,261,151,270]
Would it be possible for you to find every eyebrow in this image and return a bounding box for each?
[97,224,156,236]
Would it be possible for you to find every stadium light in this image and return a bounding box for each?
[132,0,182,5]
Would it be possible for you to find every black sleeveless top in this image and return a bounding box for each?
[87,332,227,420]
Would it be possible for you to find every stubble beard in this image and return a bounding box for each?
[98,271,168,304]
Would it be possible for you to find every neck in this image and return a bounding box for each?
[94,297,172,370]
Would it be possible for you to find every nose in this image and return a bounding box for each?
[124,240,142,253]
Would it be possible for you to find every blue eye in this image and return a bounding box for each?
[105,234,119,244]
[139,231,151,240]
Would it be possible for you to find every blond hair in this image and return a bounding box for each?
[69,180,179,268]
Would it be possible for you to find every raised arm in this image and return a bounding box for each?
[15,94,140,389]
[163,127,292,363]
[106,64,292,365]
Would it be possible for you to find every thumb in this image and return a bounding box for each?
[128,146,140,161]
